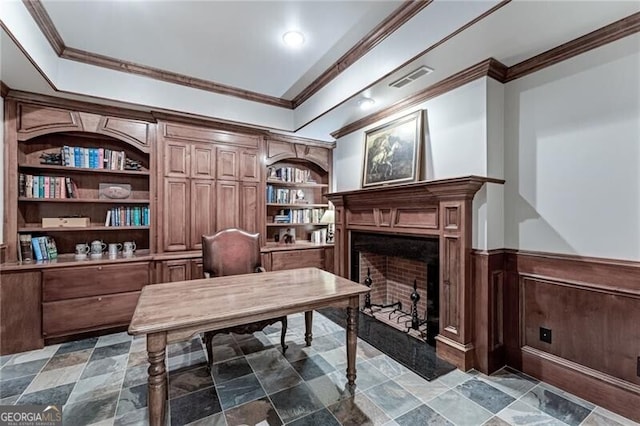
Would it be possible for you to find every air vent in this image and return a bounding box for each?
[389,66,433,88]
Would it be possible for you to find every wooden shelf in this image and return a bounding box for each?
[19,197,150,204]
[19,225,150,232]
[267,203,328,208]
[19,163,150,176]
[267,223,325,227]
[266,180,328,188]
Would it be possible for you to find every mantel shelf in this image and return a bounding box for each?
[19,163,150,176]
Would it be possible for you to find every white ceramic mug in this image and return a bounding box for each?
[108,243,122,256]
[75,243,90,255]
[90,240,107,255]
[123,241,136,256]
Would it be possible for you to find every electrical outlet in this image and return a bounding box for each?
[539,327,552,344]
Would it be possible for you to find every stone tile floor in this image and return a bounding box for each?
[0,312,637,425]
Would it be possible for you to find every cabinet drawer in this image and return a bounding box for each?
[271,249,324,271]
[43,262,149,302]
[43,291,140,337]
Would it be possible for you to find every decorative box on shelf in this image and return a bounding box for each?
[42,217,90,228]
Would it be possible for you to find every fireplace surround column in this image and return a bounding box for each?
[326,175,504,371]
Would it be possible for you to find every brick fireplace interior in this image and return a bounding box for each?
[350,232,439,344]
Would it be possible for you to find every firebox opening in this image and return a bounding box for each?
[350,232,439,346]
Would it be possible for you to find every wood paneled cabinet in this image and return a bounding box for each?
[262,245,334,273]
[159,122,263,252]
[41,262,150,339]
[0,271,43,355]
[158,258,203,283]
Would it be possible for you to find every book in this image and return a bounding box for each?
[19,234,33,262]
[38,237,49,260]
[18,173,26,197]
[105,210,111,227]
[46,236,58,259]
[31,237,43,261]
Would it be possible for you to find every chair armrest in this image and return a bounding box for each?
[255,266,266,273]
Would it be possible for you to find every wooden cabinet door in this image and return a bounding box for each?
[190,179,216,250]
[160,259,190,283]
[240,182,259,234]
[216,180,239,230]
[0,271,43,355]
[191,143,216,179]
[240,149,260,181]
[163,178,189,251]
[191,259,203,280]
[216,147,239,180]
[165,141,189,177]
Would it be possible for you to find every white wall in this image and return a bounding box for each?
[333,78,501,249]
[504,34,640,260]
[334,78,489,191]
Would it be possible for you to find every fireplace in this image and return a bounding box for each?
[350,232,439,344]
[326,176,504,371]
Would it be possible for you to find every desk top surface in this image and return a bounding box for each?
[128,267,369,335]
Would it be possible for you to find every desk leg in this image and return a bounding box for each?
[346,297,359,386]
[304,311,313,346]
[147,333,167,426]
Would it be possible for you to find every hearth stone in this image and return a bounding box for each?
[317,307,455,381]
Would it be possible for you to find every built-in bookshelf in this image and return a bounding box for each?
[16,132,151,259]
[265,160,329,243]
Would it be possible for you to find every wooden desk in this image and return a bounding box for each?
[128,267,369,426]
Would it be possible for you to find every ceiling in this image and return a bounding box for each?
[1,1,639,142]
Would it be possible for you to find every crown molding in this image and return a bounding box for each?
[22,0,64,55]
[0,81,9,98]
[22,0,432,111]
[291,0,432,108]
[506,12,640,82]
[61,47,293,109]
[294,0,510,134]
[330,12,640,139]
[5,89,157,122]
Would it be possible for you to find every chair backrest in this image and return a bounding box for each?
[202,228,262,277]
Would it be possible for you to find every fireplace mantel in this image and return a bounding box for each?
[326,175,504,370]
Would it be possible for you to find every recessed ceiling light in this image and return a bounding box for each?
[283,31,305,48]
[358,98,375,110]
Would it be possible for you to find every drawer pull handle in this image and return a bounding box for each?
[97,266,103,271]
[97,297,103,301]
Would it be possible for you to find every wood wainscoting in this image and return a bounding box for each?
[471,249,506,374]
[504,250,640,422]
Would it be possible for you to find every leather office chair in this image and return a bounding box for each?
[201,228,287,370]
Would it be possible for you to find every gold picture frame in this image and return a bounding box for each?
[361,111,423,188]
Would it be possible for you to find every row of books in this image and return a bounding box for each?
[272,208,326,224]
[19,174,79,199]
[18,234,58,262]
[61,146,127,170]
[105,206,150,227]
[266,186,308,204]
[267,166,312,183]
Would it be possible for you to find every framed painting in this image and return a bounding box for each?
[361,111,423,188]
